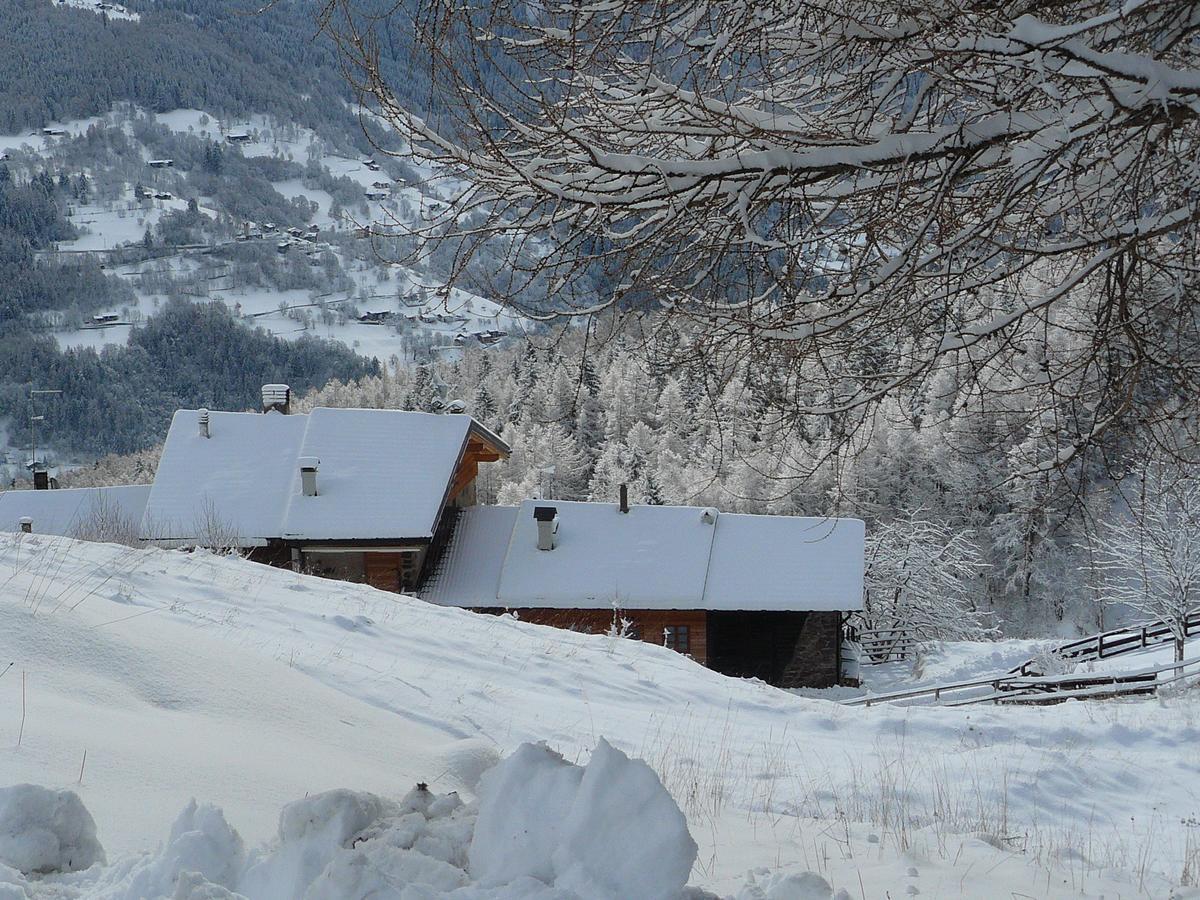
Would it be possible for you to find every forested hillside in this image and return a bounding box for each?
[0,1,516,463]
[2,0,347,136]
[1,299,378,456]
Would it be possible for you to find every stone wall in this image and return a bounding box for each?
[779,611,842,688]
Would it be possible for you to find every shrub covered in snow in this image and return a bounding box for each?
[0,784,106,875]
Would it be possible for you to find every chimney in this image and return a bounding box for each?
[299,456,319,497]
[533,505,557,551]
[262,383,291,414]
[33,470,49,491]
[19,517,32,534]
[618,483,629,514]
[198,408,210,439]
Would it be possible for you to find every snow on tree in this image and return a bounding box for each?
[1093,463,1200,664]
[322,0,1200,475]
[864,509,991,642]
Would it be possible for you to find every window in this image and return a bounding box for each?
[663,625,689,654]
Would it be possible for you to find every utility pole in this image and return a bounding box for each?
[28,388,63,470]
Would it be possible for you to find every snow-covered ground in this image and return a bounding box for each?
[2,535,1199,898]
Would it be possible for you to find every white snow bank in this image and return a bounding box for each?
[470,739,696,900]
[90,801,243,899]
[239,789,399,900]
[552,739,697,900]
[0,784,105,875]
[469,743,584,886]
[736,869,844,900]
[2,741,698,898]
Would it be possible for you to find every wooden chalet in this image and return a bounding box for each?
[139,385,509,592]
[1,386,862,688]
[421,494,865,688]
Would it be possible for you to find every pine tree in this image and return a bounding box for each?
[473,383,497,426]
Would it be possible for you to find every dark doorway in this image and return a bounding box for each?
[707,611,810,685]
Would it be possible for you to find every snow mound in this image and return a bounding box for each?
[0,784,105,875]
[239,789,399,900]
[469,743,583,886]
[0,741,698,898]
[471,738,697,900]
[438,738,502,793]
[91,800,244,899]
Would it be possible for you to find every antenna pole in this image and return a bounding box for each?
[29,388,63,471]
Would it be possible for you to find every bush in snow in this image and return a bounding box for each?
[863,510,992,644]
[0,784,106,874]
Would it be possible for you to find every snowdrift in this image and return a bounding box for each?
[1,741,698,899]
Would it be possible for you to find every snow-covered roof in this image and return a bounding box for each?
[0,485,152,538]
[704,514,864,610]
[500,501,716,608]
[423,501,865,612]
[421,506,518,607]
[143,407,504,546]
[142,410,308,546]
[280,408,477,541]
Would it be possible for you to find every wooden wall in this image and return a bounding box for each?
[364,552,403,592]
[511,608,708,664]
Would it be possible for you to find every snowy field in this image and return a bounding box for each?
[1,536,1199,898]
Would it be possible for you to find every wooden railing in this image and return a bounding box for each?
[1010,609,1200,676]
[843,656,1200,708]
[844,618,917,664]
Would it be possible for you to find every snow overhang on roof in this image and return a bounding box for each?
[426,501,865,612]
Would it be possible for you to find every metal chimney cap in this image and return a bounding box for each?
[532,505,557,522]
[298,456,320,471]
[18,516,32,525]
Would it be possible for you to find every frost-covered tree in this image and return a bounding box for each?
[1093,464,1200,663]
[864,510,991,642]
[323,0,1200,476]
